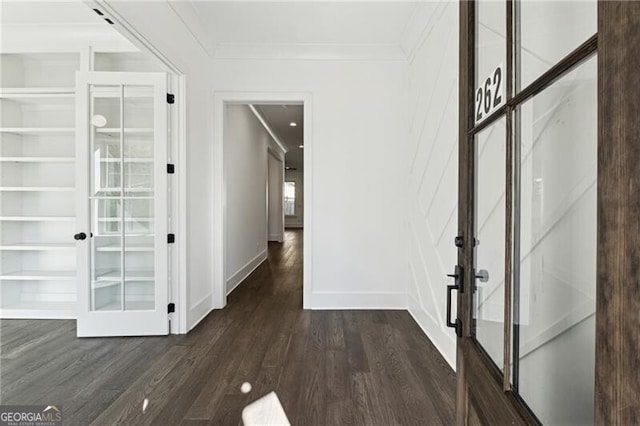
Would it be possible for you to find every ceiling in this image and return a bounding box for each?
[0,1,104,24]
[255,105,304,171]
[188,2,417,47]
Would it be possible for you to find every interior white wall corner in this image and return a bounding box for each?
[406,0,460,369]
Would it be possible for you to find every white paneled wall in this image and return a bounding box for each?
[404,1,459,368]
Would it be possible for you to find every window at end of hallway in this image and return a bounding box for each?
[284,182,296,216]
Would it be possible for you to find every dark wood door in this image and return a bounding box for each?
[451,1,617,424]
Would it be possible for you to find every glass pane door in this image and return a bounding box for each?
[76,71,168,337]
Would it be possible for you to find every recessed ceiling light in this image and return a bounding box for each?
[299,145,304,149]
[290,122,297,127]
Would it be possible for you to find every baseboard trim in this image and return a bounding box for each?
[268,233,283,242]
[226,250,268,295]
[306,291,407,310]
[188,293,213,332]
[407,294,456,369]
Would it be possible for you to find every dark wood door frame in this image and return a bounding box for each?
[596,2,640,424]
[456,1,640,424]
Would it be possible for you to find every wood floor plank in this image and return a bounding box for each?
[88,345,190,425]
[1,229,457,425]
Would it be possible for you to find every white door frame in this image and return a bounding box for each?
[213,92,313,309]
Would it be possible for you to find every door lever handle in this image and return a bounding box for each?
[445,265,463,338]
[74,232,87,241]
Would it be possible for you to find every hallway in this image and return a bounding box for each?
[1,230,456,425]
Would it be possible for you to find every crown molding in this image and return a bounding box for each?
[249,104,288,155]
[166,1,217,59]
[0,23,136,53]
[214,42,407,62]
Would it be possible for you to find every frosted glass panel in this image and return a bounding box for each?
[517,56,596,425]
[474,117,506,370]
[518,0,596,90]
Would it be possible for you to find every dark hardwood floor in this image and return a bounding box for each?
[1,230,456,425]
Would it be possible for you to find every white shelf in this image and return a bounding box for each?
[99,158,153,163]
[0,270,75,280]
[98,217,153,222]
[0,243,75,251]
[0,301,76,319]
[0,127,74,135]
[0,187,75,192]
[95,128,153,136]
[0,216,75,222]
[95,244,154,252]
[94,300,154,311]
[0,157,75,163]
[0,87,75,97]
[96,187,152,193]
[94,269,154,286]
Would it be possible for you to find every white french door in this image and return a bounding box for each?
[75,72,169,337]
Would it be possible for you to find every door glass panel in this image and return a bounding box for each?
[475,0,506,124]
[90,85,122,311]
[516,56,596,425]
[474,117,506,370]
[88,84,156,312]
[517,0,596,91]
[123,85,155,311]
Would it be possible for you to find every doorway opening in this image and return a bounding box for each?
[213,93,312,310]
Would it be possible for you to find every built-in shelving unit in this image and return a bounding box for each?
[0,36,167,321]
[0,52,79,318]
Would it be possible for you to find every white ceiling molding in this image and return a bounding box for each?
[0,24,137,53]
[214,43,407,61]
[166,1,217,59]
[249,105,289,155]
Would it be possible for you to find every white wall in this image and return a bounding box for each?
[213,59,409,309]
[103,1,410,327]
[225,104,270,294]
[404,1,459,368]
[267,152,284,242]
[284,170,303,228]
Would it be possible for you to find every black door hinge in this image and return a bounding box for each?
[168,233,175,244]
[167,93,175,104]
[167,164,175,174]
[168,303,175,314]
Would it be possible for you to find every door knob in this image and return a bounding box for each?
[475,269,489,283]
[74,232,87,241]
